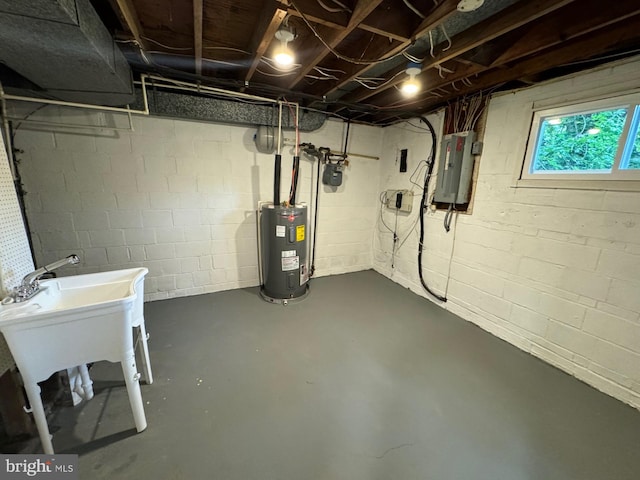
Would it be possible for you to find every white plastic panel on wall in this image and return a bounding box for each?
[0,132,34,374]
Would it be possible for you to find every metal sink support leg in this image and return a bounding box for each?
[23,381,54,454]
[121,350,147,432]
[136,321,153,385]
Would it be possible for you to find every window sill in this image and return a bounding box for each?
[512,178,640,191]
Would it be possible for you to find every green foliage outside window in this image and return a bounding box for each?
[532,108,628,172]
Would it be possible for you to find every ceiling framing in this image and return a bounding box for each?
[101,0,640,125]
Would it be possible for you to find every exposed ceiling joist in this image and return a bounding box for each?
[193,0,203,75]
[312,0,459,99]
[347,0,640,119]
[114,0,147,49]
[245,3,288,83]
[376,13,640,124]
[340,0,578,106]
[27,0,640,126]
[281,0,411,43]
[287,0,385,88]
[489,0,640,68]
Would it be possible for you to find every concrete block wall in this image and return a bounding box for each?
[375,58,640,410]
[13,113,381,301]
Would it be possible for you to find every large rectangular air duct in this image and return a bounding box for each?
[0,0,134,106]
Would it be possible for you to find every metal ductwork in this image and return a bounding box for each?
[132,87,327,132]
[0,0,134,106]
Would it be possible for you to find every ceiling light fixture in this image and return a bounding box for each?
[457,0,484,12]
[273,24,296,69]
[401,63,422,97]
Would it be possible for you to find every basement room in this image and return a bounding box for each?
[0,0,639,478]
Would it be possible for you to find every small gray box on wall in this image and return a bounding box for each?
[322,163,343,186]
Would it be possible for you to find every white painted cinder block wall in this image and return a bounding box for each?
[9,57,640,410]
[13,115,382,301]
[374,58,640,409]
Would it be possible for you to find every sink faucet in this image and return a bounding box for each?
[4,255,80,304]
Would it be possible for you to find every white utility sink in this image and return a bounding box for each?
[0,267,152,454]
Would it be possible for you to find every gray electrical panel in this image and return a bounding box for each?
[434,131,476,204]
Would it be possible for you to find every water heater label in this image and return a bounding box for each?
[296,225,305,241]
[281,250,296,257]
[282,256,299,271]
[275,225,285,237]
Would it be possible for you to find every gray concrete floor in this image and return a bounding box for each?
[12,270,640,479]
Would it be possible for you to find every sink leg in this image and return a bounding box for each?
[137,321,153,385]
[121,351,147,433]
[78,364,94,400]
[23,382,54,454]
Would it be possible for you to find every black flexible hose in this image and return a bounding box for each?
[310,153,322,277]
[418,116,447,303]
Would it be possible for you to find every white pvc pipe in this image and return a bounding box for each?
[1,93,149,116]
[3,117,135,132]
[0,75,150,119]
[0,82,16,179]
[143,74,280,104]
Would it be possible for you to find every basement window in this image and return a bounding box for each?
[522,93,640,182]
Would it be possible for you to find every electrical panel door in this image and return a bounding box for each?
[433,131,476,204]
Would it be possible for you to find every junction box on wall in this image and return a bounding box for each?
[385,189,413,213]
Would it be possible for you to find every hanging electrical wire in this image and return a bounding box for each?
[402,0,426,18]
[146,51,244,68]
[443,203,455,232]
[289,0,411,65]
[260,56,302,71]
[428,30,436,58]
[440,24,452,52]
[444,91,488,134]
[329,0,352,11]
[257,68,297,77]
[305,74,337,81]
[354,70,406,90]
[315,66,346,75]
[141,35,192,51]
[202,46,252,55]
[311,67,340,80]
[317,0,348,13]
[403,51,424,64]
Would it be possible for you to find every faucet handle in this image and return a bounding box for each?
[10,283,37,303]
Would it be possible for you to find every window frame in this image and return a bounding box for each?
[521,93,640,182]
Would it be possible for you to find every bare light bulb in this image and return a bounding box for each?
[273,26,296,70]
[401,65,422,97]
[273,42,294,68]
[401,77,421,97]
